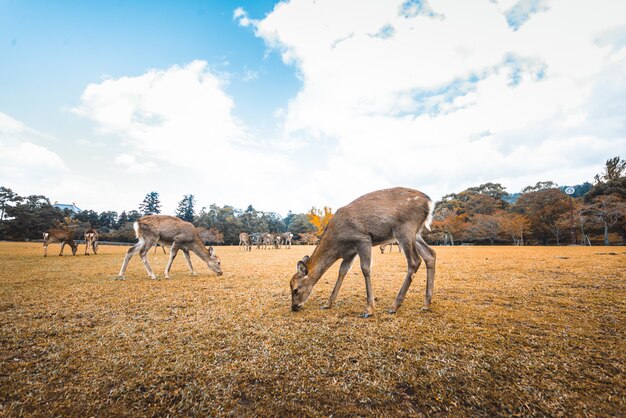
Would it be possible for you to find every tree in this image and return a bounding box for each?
[431,207,468,245]
[467,213,501,244]
[594,156,626,183]
[514,187,569,244]
[586,157,626,201]
[0,187,21,220]
[139,192,161,216]
[75,209,100,227]
[499,213,531,245]
[522,181,558,194]
[98,211,118,230]
[2,195,64,240]
[307,206,333,236]
[175,194,195,222]
[287,213,316,236]
[584,194,626,245]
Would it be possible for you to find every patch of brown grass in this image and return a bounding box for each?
[1,243,624,416]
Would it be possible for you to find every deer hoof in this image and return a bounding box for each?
[361,312,373,318]
[117,276,126,280]
[421,305,430,311]
[321,305,331,310]
[388,309,397,314]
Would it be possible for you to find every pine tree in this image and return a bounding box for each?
[175,194,195,222]
[139,192,162,216]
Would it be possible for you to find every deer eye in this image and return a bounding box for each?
[292,288,299,295]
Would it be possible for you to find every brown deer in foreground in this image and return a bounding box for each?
[290,187,436,317]
[239,232,252,251]
[117,215,223,280]
[84,229,99,255]
[43,229,78,257]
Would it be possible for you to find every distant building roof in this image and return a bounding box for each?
[53,202,82,214]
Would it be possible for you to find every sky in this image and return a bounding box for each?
[1,0,625,216]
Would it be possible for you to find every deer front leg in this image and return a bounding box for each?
[44,242,48,257]
[118,242,143,280]
[59,242,66,256]
[322,254,356,309]
[164,243,180,279]
[390,254,420,314]
[182,249,196,276]
[357,243,375,318]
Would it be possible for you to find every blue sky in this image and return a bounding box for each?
[1,0,625,215]
[0,1,298,138]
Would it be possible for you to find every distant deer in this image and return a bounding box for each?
[117,215,222,280]
[239,232,252,251]
[380,242,401,254]
[153,243,167,254]
[273,234,282,249]
[84,229,99,255]
[281,232,294,248]
[262,233,274,249]
[43,229,78,257]
[290,187,436,317]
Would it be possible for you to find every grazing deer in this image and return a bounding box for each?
[239,232,252,251]
[281,232,294,249]
[117,215,222,280]
[84,229,99,255]
[262,233,274,249]
[43,229,78,257]
[290,187,436,317]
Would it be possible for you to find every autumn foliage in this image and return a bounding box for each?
[307,206,333,237]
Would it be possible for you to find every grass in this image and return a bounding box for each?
[0,242,624,416]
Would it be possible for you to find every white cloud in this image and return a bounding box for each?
[240,0,626,202]
[72,60,303,213]
[0,112,119,209]
[114,154,157,174]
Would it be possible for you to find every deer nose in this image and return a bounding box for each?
[217,271,223,276]
[291,304,302,312]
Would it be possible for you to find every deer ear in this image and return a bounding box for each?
[297,260,308,276]
[208,246,215,256]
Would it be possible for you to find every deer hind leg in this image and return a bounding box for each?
[164,243,180,279]
[416,235,436,310]
[93,241,98,255]
[323,252,357,310]
[356,242,375,318]
[44,242,49,257]
[390,236,421,314]
[118,240,146,279]
[182,249,196,276]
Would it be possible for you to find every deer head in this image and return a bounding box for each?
[290,255,313,311]
[206,246,223,276]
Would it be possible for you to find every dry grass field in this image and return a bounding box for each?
[0,242,624,416]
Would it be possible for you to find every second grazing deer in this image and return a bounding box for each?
[117,215,222,280]
[290,187,436,317]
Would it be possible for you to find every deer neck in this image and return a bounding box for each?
[306,236,340,286]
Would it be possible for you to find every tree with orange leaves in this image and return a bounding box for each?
[307,206,333,236]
